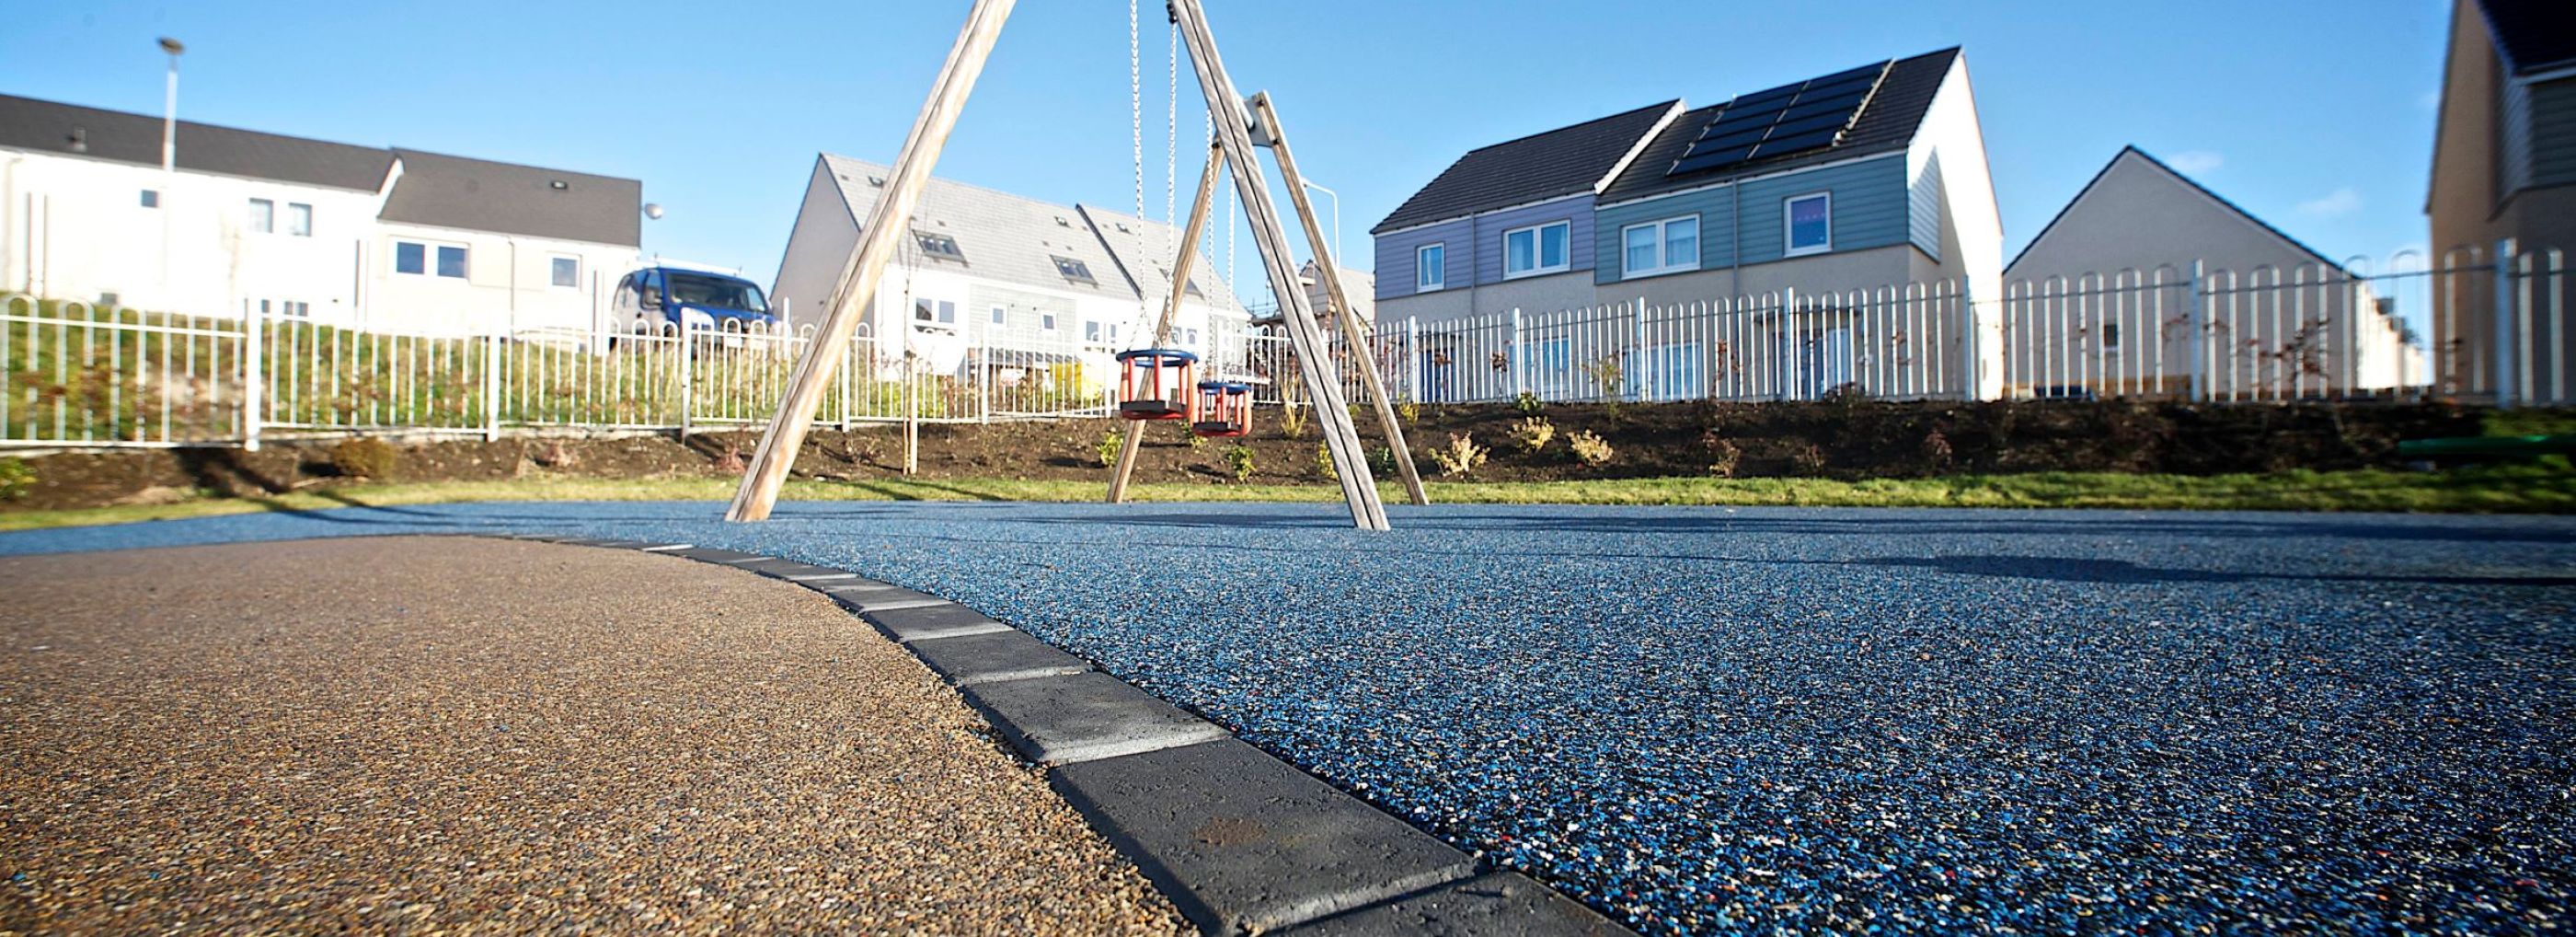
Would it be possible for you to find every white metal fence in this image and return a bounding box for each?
[2,245,2564,451]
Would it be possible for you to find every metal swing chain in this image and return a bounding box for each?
[1130,0,1147,337]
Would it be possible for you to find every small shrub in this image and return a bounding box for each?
[1369,446,1397,475]
[714,441,747,475]
[1096,429,1123,468]
[1568,430,1614,466]
[1188,433,1206,450]
[1512,391,1544,415]
[1397,398,1420,427]
[1281,405,1311,439]
[1427,433,1487,478]
[1703,431,1741,479]
[1314,442,1338,481]
[0,457,33,501]
[1507,417,1556,454]
[1920,429,1955,472]
[1581,355,1624,400]
[1224,445,1257,483]
[328,437,398,480]
[535,439,580,469]
[1785,439,1828,475]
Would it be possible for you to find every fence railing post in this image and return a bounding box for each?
[2187,260,2208,402]
[1781,287,1799,402]
[1633,295,1648,402]
[1404,316,1420,403]
[1509,307,1525,400]
[241,297,263,452]
[2496,238,2519,409]
[978,336,993,424]
[483,328,502,441]
[678,323,695,436]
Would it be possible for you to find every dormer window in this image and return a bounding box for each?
[914,232,966,262]
[1052,256,1097,283]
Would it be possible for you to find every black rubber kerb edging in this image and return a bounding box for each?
[502,535,1635,937]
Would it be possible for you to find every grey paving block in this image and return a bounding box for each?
[1276,872,1634,937]
[960,671,1230,766]
[863,601,1001,634]
[636,543,695,552]
[673,547,764,564]
[905,628,1093,686]
[1049,737,1477,934]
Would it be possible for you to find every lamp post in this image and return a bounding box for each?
[157,36,183,308]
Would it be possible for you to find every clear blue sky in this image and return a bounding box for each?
[4,1,2453,294]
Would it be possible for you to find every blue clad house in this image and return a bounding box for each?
[1373,49,2004,383]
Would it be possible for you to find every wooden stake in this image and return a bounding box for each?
[727,0,1015,522]
[1109,142,1226,503]
[1171,0,1386,530]
[1250,94,1429,506]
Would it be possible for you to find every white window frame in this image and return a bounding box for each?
[990,305,1006,326]
[1416,243,1445,293]
[1782,191,1832,258]
[1619,215,1701,280]
[1502,221,1570,280]
[393,239,470,279]
[1041,312,1058,333]
[247,198,274,235]
[287,202,313,237]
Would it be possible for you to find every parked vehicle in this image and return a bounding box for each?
[610,266,778,346]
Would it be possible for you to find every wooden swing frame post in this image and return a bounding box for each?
[1108,142,1226,503]
[730,0,1388,529]
[1249,93,1429,506]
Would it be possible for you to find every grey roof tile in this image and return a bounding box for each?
[0,93,391,191]
[380,148,640,246]
[1370,100,1680,234]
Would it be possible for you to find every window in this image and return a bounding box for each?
[2100,323,2122,350]
[937,300,955,324]
[1041,312,1058,332]
[98,292,120,307]
[913,298,956,325]
[1621,216,1700,279]
[551,256,581,288]
[1084,320,1103,342]
[915,231,965,262]
[282,300,311,318]
[248,198,274,234]
[1183,328,1199,346]
[1784,192,1831,257]
[287,202,312,237]
[990,305,1006,325]
[1416,243,1445,292]
[395,241,426,275]
[1052,256,1097,283]
[139,190,158,208]
[435,245,468,278]
[1503,222,1570,279]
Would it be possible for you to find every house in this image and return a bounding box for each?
[1297,260,1373,327]
[1374,49,2005,400]
[2426,0,2575,399]
[0,93,641,335]
[769,154,1247,389]
[2008,146,2421,398]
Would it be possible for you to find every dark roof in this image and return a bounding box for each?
[0,93,392,190]
[2477,0,2576,75]
[380,148,641,247]
[1370,100,1678,234]
[1599,48,1960,205]
[2005,146,2346,274]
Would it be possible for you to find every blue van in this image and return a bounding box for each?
[610,265,778,336]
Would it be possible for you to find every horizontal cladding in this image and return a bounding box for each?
[1593,154,1910,282]
[1908,151,1943,261]
[1473,197,1595,285]
[1374,217,1472,301]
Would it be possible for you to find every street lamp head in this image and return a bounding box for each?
[157,37,185,55]
[643,202,665,221]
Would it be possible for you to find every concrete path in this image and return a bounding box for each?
[0,537,1186,935]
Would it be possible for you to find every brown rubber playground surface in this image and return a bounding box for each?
[0,536,1184,935]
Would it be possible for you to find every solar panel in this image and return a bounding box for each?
[1666,60,1889,178]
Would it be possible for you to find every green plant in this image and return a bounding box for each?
[1920,429,1955,472]
[328,437,398,480]
[1281,405,1311,439]
[1703,430,1741,479]
[1370,446,1397,474]
[1507,417,1556,454]
[1581,354,1624,399]
[1096,429,1123,468]
[1224,445,1257,483]
[1397,398,1420,427]
[1314,442,1338,481]
[1512,391,1544,415]
[1188,433,1206,449]
[1786,439,1829,475]
[1568,430,1614,466]
[0,457,33,501]
[1428,433,1487,477]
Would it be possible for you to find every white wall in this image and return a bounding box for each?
[1909,56,2007,399]
[364,221,629,337]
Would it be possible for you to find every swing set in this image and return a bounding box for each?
[727,0,1425,530]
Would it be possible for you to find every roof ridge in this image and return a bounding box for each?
[822,153,1088,218]
[1461,99,1682,156]
[0,92,390,156]
[391,146,638,184]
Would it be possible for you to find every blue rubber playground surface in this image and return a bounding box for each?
[6,501,2572,933]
